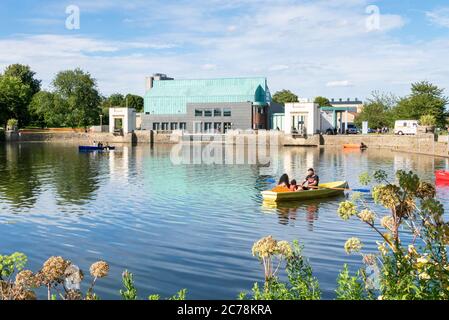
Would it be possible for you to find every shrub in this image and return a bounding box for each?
[419,114,436,126]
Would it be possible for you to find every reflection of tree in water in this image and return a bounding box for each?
[0,144,101,208]
[0,144,42,208]
[51,149,101,205]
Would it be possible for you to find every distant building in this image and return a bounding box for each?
[329,98,364,113]
[141,74,273,133]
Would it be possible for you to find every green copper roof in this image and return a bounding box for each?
[144,77,270,114]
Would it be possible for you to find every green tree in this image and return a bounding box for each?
[107,93,125,107]
[125,94,144,112]
[394,81,448,128]
[2,64,41,127]
[314,96,331,107]
[355,91,397,129]
[29,91,67,128]
[0,75,31,129]
[272,90,298,104]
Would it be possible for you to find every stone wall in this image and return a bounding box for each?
[8,132,134,144]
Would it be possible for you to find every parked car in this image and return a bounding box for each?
[394,120,418,135]
[346,124,359,134]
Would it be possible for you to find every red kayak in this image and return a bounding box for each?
[435,170,449,181]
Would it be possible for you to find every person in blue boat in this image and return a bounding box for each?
[299,168,319,190]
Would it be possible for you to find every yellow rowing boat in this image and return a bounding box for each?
[261,181,348,202]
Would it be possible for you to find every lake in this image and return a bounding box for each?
[1,142,448,299]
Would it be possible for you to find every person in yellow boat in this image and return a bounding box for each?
[289,179,299,191]
[299,168,319,190]
[272,174,291,192]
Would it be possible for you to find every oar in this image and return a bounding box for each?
[308,186,371,193]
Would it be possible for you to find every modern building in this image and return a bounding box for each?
[284,100,321,135]
[141,75,272,133]
[109,108,136,134]
[329,98,364,113]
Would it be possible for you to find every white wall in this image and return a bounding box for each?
[109,108,136,134]
[284,102,320,135]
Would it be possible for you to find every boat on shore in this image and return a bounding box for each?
[261,181,348,202]
[79,145,116,152]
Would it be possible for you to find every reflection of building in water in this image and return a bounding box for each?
[281,147,319,179]
[393,153,435,176]
[109,147,130,181]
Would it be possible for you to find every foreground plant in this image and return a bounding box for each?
[0,254,108,300]
[337,169,449,300]
[241,236,320,300]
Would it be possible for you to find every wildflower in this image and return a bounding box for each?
[65,290,83,300]
[276,241,293,258]
[377,242,389,255]
[380,216,395,231]
[40,256,70,284]
[338,201,358,221]
[344,237,362,254]
[90,261,109,278]
[408,245,418,257]
[359,209,375,224]
[15,270,36,288]
[252,236,278,258]
[417,256,429,265]
[363,254,377,266]
[419,272,431,280]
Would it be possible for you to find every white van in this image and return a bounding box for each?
[394,120,418,135]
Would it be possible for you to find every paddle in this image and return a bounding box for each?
[266,178,370,193]
[308,185,371,193]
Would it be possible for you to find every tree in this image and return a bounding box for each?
[0,75,31,129]
[314,96,331,107]
[272,90,298,104]
[125,94,144,112]
[3,64,41,95]
[394,81,448,128]
[29,91,67,128]
[2,64,41,127]
[107,93,125,107]
[354,91,397,129]
[52,69,102,128]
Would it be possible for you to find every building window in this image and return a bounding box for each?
[195,109,203,117]
[161,122,169,131]
[204,122,213,132]
[170,123,178,130]
[179,123,187,130]
[223,109,231,117]
[214,122,222,133]
[204,109,212,117]
[214,108,222,117]
[153,123,160,131]
[224,122,232,133]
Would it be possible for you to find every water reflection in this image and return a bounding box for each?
[0,143,101,209]
[1,142,449,299]
[263,199,323,230]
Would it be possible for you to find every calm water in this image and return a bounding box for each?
[1,142,448,299]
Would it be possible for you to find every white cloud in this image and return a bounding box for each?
[426,7,449,28]
[201,64,217,70]
[326,81,353,88]
[1,0,448,101]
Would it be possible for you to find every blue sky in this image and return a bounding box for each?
[1,0,449,100]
